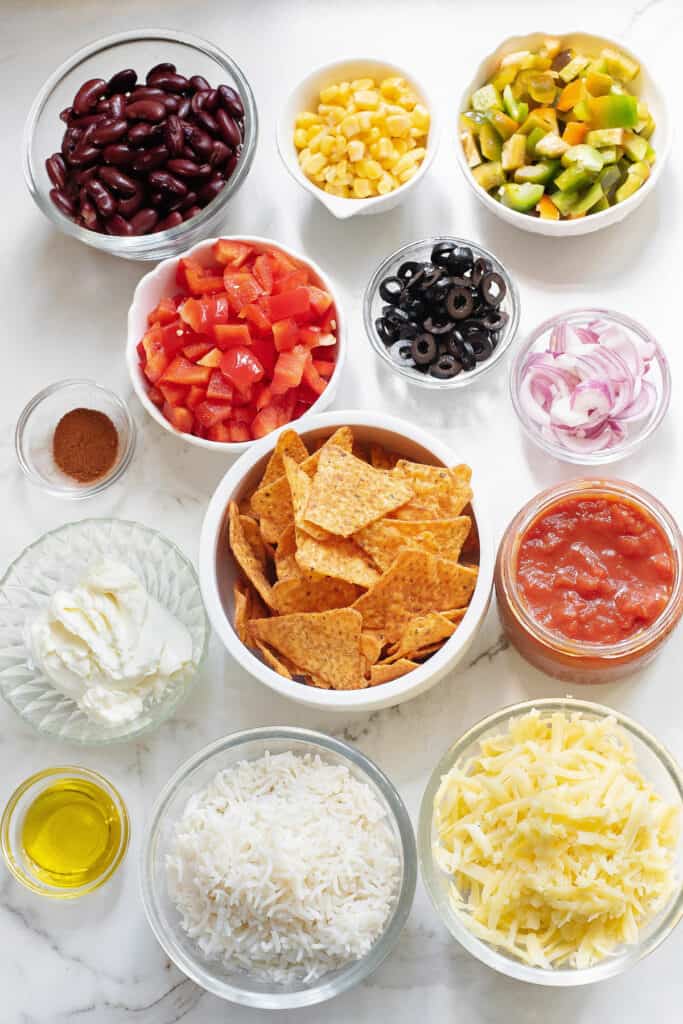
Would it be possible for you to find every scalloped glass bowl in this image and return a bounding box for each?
[140,727,417,1008]
[510,308,671,465]
[23,28,258,261]
[419,698,683,986]
[0,519,209,744]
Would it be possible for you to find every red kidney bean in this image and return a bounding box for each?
[215,109,241,149]
[74,165,98,185]
[209,140,230,167]
[162,95,180,114]
[148,71,189,93]
[46,153,67,189]
[98,165,137,196]
[130,208,159,234]
[204,89,220,111]
[148,169,188,197]
[166,158,203,178]
[107,68,137,94]
[183,205,202,221]
[105,213,133,236]
[90,118,128,145]
[185,125,213,159]
[179,190,199,211]
[196,109,219,135]
[85,178,117,217]
[116,187,144,217]
[72,112,107,130]
[79,196,100,230]
[149,189,164,207]
[102,143,135,166]
[131,145,169,173]
[177,97,191,119]
[70,143,100,167]
[50,187,76,216]
[130,86,166,103]
[163,114,184,156]
[189,74,210,92]
[191,92,206,115]
[224,153,239,178]
[96,97,113,114]
[108,94,126,119]
[73,78,107,115]
[218,84,244,119]
[147,62,176,81]
[126,99,166,122]
[127,122,153,148]
[60,106,74,123]
[199,177,226,204]
[157,211,183,230]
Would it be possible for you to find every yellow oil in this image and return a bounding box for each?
[21,777,122,889]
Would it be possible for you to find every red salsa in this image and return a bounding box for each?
[516,495,674,644]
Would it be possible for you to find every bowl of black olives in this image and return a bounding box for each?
[363,236,520,388]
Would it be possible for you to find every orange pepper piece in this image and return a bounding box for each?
[557,80,586,112]
[562,121,589,145]
[537,195,561,221]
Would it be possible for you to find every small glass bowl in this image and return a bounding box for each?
[363,235,520,390]
[15,379,136,499]
[419,697,683,986]
[510,308,671,465]
[1,766,130,899]
[141,727,417,1009]
[23,28,258,261]
[0,518,209,744]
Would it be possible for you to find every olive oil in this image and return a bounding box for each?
[21,777,123,889]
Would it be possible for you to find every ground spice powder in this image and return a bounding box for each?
[53,408,119,484]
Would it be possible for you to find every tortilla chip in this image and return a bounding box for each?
[370,444,399,471]
[305,445,414,537]
[270,575,360,614]
[251,427,354,543]
[390,462,473,521]
[352,549,479,641]
[228,502,274,607]
[360,631,384,667]
[274,524,301,580]
[283,455,330,541]
[439,607,468,624]
[233,580,250,645]
[354,516,471,572]
[249,608,363,690]
[255,640,293,679]
[390,611,456,661]
[260,429,308,489]
[240,515,270,567]
[295,529,380,589]
[370,659,418,686]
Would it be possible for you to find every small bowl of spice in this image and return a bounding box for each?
[15,379,136,498]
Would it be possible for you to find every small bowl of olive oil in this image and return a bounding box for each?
[1,766,129,898]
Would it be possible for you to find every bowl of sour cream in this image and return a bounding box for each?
[0,519,209,744]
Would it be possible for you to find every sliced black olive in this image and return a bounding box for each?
[427,276,453,305]
[420,267,443,290]
[446,286,474,320]
[471,257,493,287]
[455,338,476,371]
[467,330,494,361]
[480,309,509,332]
[405,266,428,292]
[389,339,416,367]
[395,322,420,340]
[375,316,396,345]
[379,275,403,303]
[450,273,472,287]
[384,305,411,329]
[397,260,423,282]
[423,315,452,335]
[411,332,437,365]
[481,271,506,307]
[431,241,456,267]
[429,353,461,379]
[446,245,474,275]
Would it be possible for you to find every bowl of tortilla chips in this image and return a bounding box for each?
[199,411,493,709]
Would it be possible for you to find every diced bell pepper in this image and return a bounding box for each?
[585,128,625,148]
[585,71,613,97]
[561,144,604,174]
[602,47,639,83]
[479,121,502,161]
[535,133,569,158]
[558,55,590,83]
[570,181,605,215]
[587,94,639,129]
[537,194,560,220]
[471,83,502,112]
[497,182,545,212]
[486,109,519,140]
[622,131,648,162]
[472,161,505,191]
[514,160,559,185]
[501,133,528,171]
[554,165,595,192]
[557,79,586,112]
[461,129,482,167]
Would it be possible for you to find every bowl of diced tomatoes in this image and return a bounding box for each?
[127,236,345,452]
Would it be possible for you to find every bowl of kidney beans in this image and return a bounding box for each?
[23,29,258,260]
[363,236,520,388]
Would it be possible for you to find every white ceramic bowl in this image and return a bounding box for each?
[127,236,346,455]
[277,57,440,220]
[199,411,493,711]
[456,32,670,236]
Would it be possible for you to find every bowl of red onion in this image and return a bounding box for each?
[510,309,671,465]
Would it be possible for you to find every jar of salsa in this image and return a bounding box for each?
[495,479,683,683]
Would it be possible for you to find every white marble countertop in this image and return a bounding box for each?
[2,1,683,1020]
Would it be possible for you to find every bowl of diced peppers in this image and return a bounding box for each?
[127,237,345,452]
[457,33,669,235]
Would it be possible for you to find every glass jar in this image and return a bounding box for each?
[495,479,683,683]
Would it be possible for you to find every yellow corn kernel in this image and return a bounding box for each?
[351,77,375,91]
[325,182,350,197]
[295,111,322,129]
[411,104,430,131]
[302,153,328,176]
[363,159,383,180]
[323,165,337,183]
[307,131,326,153]
[294,128,309,149]
[319,105,346,126]
[357,110,373,132]
[340,114,361,138]
[386,113,411,137]
[330,136,347,160]
[298,147,311,164]
[377,171,398,194]
[366,126,381,143]
[380,76,405,100]
[393,147,425,176]
[393,138,409,156]
[354,89,380,110]
[375,136,394,160]
[398,165,418,183]
[319,134,336,156]
[336,81,351,100]
[347,139,365,162]
[352,177,373,198]
[319,84,340,104]
[399,89,418,110]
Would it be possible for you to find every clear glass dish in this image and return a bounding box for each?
[1,766,129,898]
[0,519,209,744]
[510,308,671,465]
[140,727,417,1009]
[15,379,136,499]
[419,697,683,986]
[23,28,258,261]
[363,235,520,389]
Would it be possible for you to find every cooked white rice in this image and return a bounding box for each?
[166,750,401,982]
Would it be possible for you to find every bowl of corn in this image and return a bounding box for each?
[277,56,440,219]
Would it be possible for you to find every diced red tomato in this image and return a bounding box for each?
[272,318,299,352]
[255,384,273,411]
[232,384,254,406]
[273,268,308,294]
[179,258,225,295]
[271,345,309,395]
[267,287,310,322]
[253,253,275,293]
[251,393,297,438]
[147,386,164,408]
[212,240,252,267]
[213,323,252,350]
[240,302,271,333]
[197,347,223,368]
[231,401,256,424]
[160,320,193,356]
[268,249,298,279]
[148,296,178,326]
[298,325,336,349]
[223,271,262,312]
[194,400,233,429]
[219,346,264,396]
[163,402,194,433]
[186,385,206,410]
[306,286,333,316]
[141,327,169,384]
[302,355,328,396]
[313,359,336,379]
[159,382,188,407]
[162,356,211,387]
[206,370,234,403]
[180,295,230,333]
[206,422,234,442]
[250,337,277,378]
[182,341,214,362]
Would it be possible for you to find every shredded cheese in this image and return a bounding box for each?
[433,710,680,968]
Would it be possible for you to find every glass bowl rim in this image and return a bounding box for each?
[14,378,137,498]
[510,307,672,465]
[362,235,520,390]
[139,725,418,1008]
[22,27,258,257]
[1,764,130,898]
[418,696,683,986]
[0,516,210,745]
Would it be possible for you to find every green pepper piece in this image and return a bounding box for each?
[586,56,608,76]
[548,188,578,216]
[472,161,505,192]
[598,147,620,165]
[585,71,613,97]
[501,133,527,171]
[622,131,649,162]
[479,121,502,161]
[460,111,486,134]
[592,195,610,212]
[598,163,624,200]
[615,173,644,202]
[558,55,590,83]
[502,85,527,124]
[572,100,592,122]
[497,182,545,212]
[587,94,639,129]
[554,165,595,192]
[536,133,570,158]
[525,126,546,158]
[602,47,640,83]
[628,160,651,183]
[472,83,502,113]
[561,144,604,174]
[640,115,656,141]
[571,181,605,215]
[514,160,560,185]
[645,144,656,165]
[585,128,625,147]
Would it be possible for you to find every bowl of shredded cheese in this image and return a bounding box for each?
[419,698,683,985]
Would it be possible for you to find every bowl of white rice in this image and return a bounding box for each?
[140,726,416,1008]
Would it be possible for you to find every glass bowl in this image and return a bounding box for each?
[15,379,136,499]
[23,28,258,261]
[363,235,520,390]
[419,697,683,986]
[0,519,209,744]
[510,308,671,465]
[1,766,129,899]
[140,727,417,1009]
